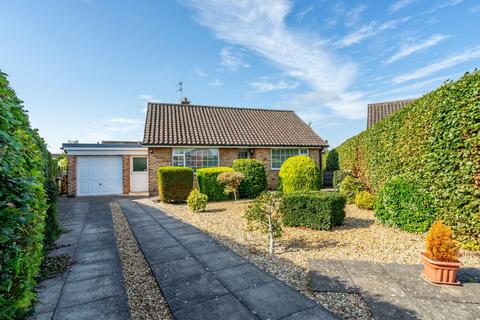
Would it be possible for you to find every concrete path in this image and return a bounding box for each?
[32,197,129,320]
[310,259,480,320]
[117,198,337,320]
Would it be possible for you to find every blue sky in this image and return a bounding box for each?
[1,0,479,152]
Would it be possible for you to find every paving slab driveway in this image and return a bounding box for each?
[117,198,337,320]
[32,197,129,320]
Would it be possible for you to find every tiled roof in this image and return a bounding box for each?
[143,103,327,147]
[367,99,415,128]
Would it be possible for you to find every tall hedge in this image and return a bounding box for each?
[232,159,267,198]
[335,71,480,249]
[197,167,234,201]
[157,166,193,202]
[0,71,58,318]
[278,156,321,194]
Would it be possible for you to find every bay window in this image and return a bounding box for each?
[172,148,219,171]
[271,148,308,170]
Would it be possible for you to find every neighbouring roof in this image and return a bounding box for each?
[143,102,328,147]
[62,141,144,149]
[367,99,415,128]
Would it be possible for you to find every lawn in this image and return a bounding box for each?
[141,198,480,319]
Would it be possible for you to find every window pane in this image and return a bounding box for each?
[238,151,249,159]
[271,149,303,169]
[299,149,308,155]
[133,157,147,172]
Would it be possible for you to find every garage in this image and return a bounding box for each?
[62,141,148,197]
[77,156,123,196]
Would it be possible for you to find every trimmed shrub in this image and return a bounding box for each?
[1,71,58,318]
[333,170,352,190]
[281,191,346,230]
[335,71,480,248]
[157,166,193,202]
[374,175,435,233]
[355,191,374,210]
[278,156,321,194]
[187,189,208,212]
[339,176,365,204]
[197,167,234,201]
[232,159,268,198]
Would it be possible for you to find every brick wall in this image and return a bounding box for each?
[67,155,76,197]
[122,155,130,194]
[148,148,172,196]
[219,148,241,167]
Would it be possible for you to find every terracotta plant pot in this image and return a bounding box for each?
[420,252,461,285]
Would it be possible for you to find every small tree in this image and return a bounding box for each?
[425,221,460,262]
[217,171,244,201]
[244,192,282,255]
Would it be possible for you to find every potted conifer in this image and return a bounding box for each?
[420,221,461,285]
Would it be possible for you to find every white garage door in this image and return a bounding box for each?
[77,156,123,196]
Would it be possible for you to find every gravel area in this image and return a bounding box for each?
[144,198,480,320]
[111,202,173,320]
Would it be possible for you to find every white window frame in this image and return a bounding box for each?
[172,148,220,171]
[270,148,309,170]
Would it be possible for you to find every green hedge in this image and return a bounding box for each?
[1,71,58,318]
[197,167,234,201]
[325,149,339,172]
[157,166,193,202]
[278,156,321,194]
[281,191,346,230]
[374,175,435,233]
[232,159,267,198]
[335,71,480,249]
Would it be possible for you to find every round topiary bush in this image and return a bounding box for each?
[355,191,374,210]
[187,189,208,212]
[339,175,365,204]
[278,156,321,194]
[232,159,267,198]
[374,175,435,233]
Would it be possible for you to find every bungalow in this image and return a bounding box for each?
[63,99,328,197]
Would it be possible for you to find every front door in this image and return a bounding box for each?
[130,156,148,192]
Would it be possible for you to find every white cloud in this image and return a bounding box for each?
[385,34,449,64]
[209,79,222,86]
[392,47,480,83]
[250,79,299,92]
[184,0,365,119]
[295,5,313,21]
[86,117,144,143]
[345,5,366,26]
[336,17,409,47]
[219,47,250,70]
[389,0,414,13]
[427,0,463,14]
[194,67,208,77]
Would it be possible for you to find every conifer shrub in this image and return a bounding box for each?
[355,191,374,210]
[278,156,321,194]
[187,189,208,212]
[425,221,460,262]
